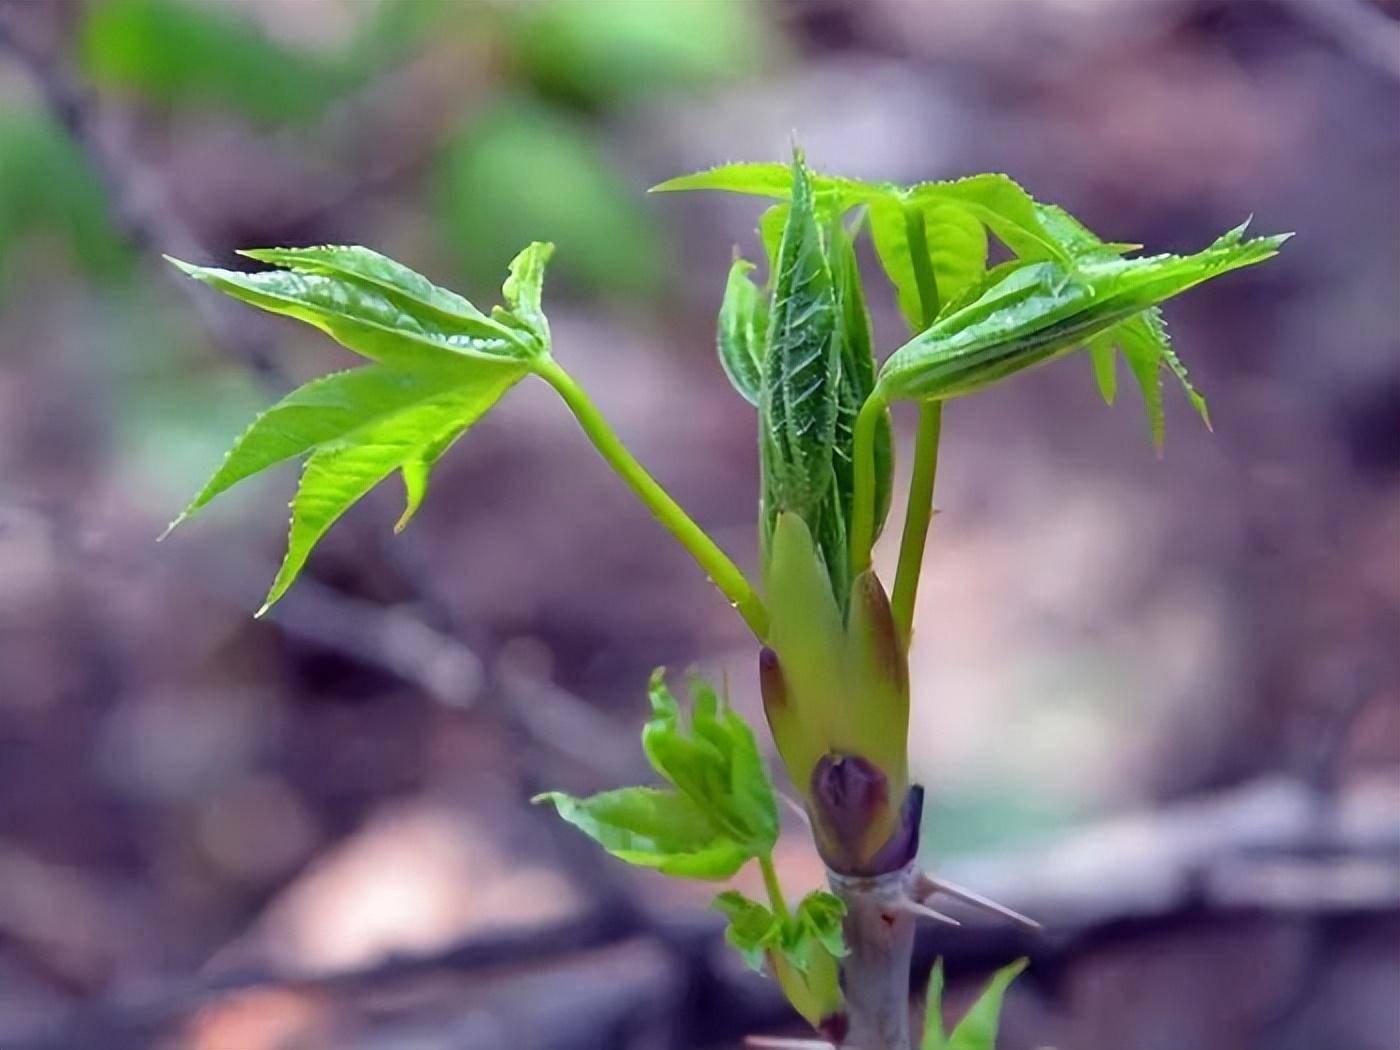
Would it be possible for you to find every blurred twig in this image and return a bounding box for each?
[3,775,1395,1050]
[1277,0,1400,81]
[0,7,280,377]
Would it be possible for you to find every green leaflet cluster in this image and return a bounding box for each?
[536,670,847,1027]
[656,160,1288,449]
[163,242,556,613]
[166,150,1288,1045]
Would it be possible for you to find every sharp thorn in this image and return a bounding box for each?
[917,874,1042,930]
[778,791,811,828]
[897,899,961,926]
[744,1038,838,1050]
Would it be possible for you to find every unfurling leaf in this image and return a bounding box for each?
[168,244,559,611]
[539,670,778,881]
[643,669,778,856]
[923,956,1029,1050]
[501,240,555,344]
[716,256,767,405]
[711,889,846,1027]
[712,889,782,970]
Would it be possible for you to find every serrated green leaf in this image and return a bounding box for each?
[167,256,534,366]
[760,152,839,529]
[642,669,778,856]
[260,367,523,613]
[164,360,514,538]
[534,787,749,880]
[877,227,1287,407]
[907,174,1073,268]
[501,241,555,344]
[1086,334,1118,406]
[716,257,767,405]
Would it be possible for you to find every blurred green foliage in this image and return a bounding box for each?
[80,0,352,123]
[437,98,666,298]
[0,111,128,284]
[503,0,767,110]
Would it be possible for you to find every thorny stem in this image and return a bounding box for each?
[535,359,769,640]
[890,402,942,644]
[828,863,919,1050]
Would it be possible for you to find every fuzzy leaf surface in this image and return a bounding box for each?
[759,154,839,527]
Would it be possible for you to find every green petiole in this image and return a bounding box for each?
[533,358,769,640]
[890,401,942,643]
[759,852,789,919]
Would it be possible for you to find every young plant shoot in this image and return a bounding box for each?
[165,150,1286,1049]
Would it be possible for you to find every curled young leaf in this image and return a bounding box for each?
[716,256,767,405]
[711,889,847,1027]
[642,669,779,857]
[876,227,1288,410]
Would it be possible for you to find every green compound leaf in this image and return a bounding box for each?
[923,957,1029,1050]
[643,669,778,857]
[534,787,749,880]
[759,151,839,528]
[168,245,558,612]
[716,256,768,405]
[877,226,1288,412]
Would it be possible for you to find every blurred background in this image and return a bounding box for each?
[0,1,1396,1048]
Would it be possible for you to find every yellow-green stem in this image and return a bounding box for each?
[890,401,942,642]
[535,359,768,640]
[759,852,789,918]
